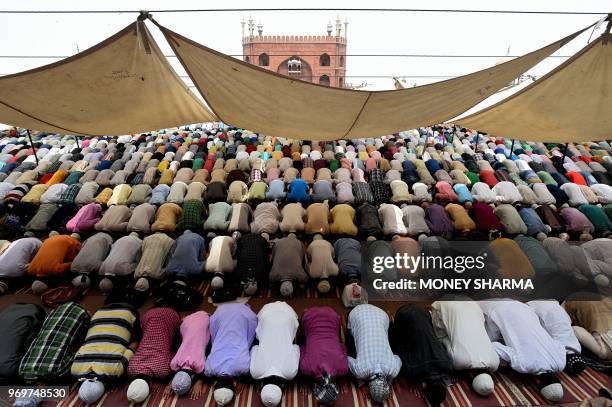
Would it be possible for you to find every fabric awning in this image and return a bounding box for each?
[0,20,215,136]
[454,33,612,142]
[158,20,591,141]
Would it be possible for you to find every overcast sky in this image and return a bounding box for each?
[1,0,609,129]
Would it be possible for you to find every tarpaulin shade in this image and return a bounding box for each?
[0,21,215,136]
[159,22,590,141]
[455,33,612,142]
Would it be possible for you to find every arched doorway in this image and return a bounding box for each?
[319,74,330,86]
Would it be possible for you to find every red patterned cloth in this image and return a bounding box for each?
[127,307,180,379]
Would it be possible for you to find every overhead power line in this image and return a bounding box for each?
[0,54,573,59]
[0,8,607,15]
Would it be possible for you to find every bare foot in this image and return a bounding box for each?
[190,379,204,400]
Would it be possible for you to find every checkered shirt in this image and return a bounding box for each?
[128,172,144,186]
[368,169,384,183]
[367,170,389,203]
[57,183,81,204]
[352,182,374,205]
[127,307,180,378]
[19,302,89,382]
[250,168,262,183]
[178,199,205,230]
[347,304,401,381]
[302,157,314,168]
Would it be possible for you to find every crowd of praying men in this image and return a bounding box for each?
[0,124,610,406]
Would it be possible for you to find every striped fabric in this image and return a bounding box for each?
[71,304,139,380]
[19,302,89,382]
[134,232,175,279]
[66,367,610,407]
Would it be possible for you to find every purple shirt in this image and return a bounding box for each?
[204,303,257,377]
[299,306,349,379]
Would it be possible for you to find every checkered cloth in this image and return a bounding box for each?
[250,168,262,183]
[130,172,145,186]
[352,182,374,205]
[127,307,180,379]
[302,157,314,168]
[368,169,391,204]
[368,169,384,183]
[57,184,81,204]
[347,304,402,381]
[178,199,205,230]
[19,302,89,383]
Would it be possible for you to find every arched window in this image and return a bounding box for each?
[319,74,330,86]
[320,53,330,66]
[245,56,250,63]
[258,53,269,66]
[339,77,344,88]
[339,56,345,67]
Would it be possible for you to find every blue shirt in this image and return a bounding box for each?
[166,230,206,277]
[286,179,311,205]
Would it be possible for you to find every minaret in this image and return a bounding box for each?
[248,16,254,37]
[344,19,348,40]
[241,18,245,39]
[335,16,342,37]
[327,21,332,36]
[257,22,263,36]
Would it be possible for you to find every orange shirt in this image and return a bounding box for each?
[28,235,81,277]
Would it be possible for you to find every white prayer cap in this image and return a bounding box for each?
[99,277,114,292]
[134,277,150,292]
[79,379,105,404]
[472,373,494,396]
[127,378,149,403]
[540,383,563,402]
[261,384,282,407]
[213,388,234,406]
[280,281,293,297]
[211,276,225,290]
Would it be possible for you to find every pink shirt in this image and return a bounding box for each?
[66,203,102,233]
[170,311,211,374]
[365,157,378,172]
[265,167,280,182]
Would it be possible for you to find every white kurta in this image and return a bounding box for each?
[478,300,566,375]
[527,300,581,354]
[250,301,300,381]
[431,300,500,371]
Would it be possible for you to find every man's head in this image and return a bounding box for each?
[368,376,390,404]
[314,374,339,405]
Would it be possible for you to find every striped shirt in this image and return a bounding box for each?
[134,232,174,280]
[71,304,140,380]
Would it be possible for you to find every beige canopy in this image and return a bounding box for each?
[454,33,612,142]
[0,16,600,140]
[158,21,591,141]
[0,20,215,136]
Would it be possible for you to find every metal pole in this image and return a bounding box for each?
[508,139,516,158]
[74,134,80,149]
[26,129,39,165]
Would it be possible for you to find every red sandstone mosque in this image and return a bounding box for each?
[242,17,348,88]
